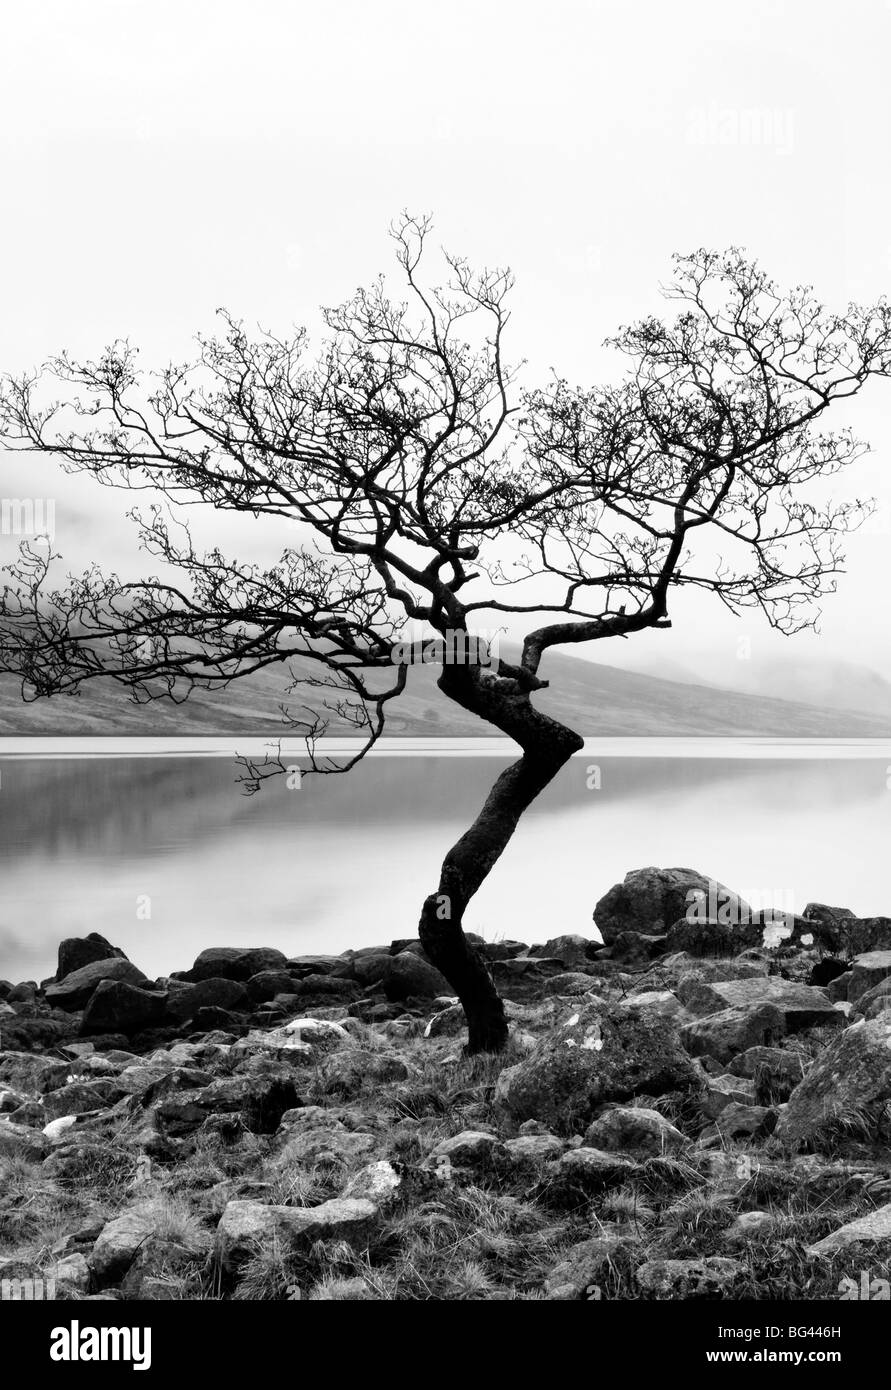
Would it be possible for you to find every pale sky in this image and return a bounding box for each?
[1,0,889,677]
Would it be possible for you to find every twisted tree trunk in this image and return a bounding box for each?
[418,663,584,1053]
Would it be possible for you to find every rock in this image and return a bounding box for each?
[246,970,295,1003]
[81,980,168,1035]
[700,1074,757,1119]
[46,958,149,1012]
[275,1125,378,1167]
[53,1252,91,1294]
[57,933,126,982]
[0,1119,47,1159]
[602,931,666,963]
[615,990,683,1021]
[544,1235,630,1299]
[43,1115,80,1142]
[805,912,891,956]
[583,1106,685,1155]
[286,955,341,977]
[543,973,603,997]
[679,1003,786,1064]
[727,1046,806,1084]
[503,1133,565,1165]
[531,935,602,969]
[166,978,248,1022]
[164,1074,301,1136]
[380,952,451,1002]
[494,1005,698,1131]
[776,1018,891,1148]
[848,951,891,1004]
[705,1102,775,1139]
[635,1256,744,1298]
[91,1211,156,1284]
[0,1052,71,1093]
[680,977,841,1032]
[723,1211,777,1247]
[320,1050,410,1098]
[490,957,569,999]
[555,1147,638,1190]
[343,1160,402,1208]
[216,1197,377,1270]
[424,1005,465,1038]
[282,1018,351,1048]
[805,1203,891,1257]
[665,917,764,956]
[0,1014,75,1053]
[854,979,891,1020]
[0,1087,26,1113]
[41,1078,124,1118]
[178,946,289,983]
[594,867,753,946]
[423,1131,505,1169]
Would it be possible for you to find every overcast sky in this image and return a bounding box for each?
[1,0,890,679]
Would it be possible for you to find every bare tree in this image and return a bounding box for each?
[1,217,889,1049]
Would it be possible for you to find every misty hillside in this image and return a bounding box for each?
[1,646,890,737]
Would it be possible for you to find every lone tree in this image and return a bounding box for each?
[1,217,889,1050]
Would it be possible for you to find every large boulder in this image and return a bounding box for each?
[45,958,149,1012]
[380,952,450,1001]
[529,935,603,969]
[594,867,753,946]
[56,933,126,982]
[679,1003,786,1064]
[679,976,842,1032]
[165,977,249,1022]
[80,980,168,1036]
[848,951,891,1004]
[494,1005,699,1131]
[776,1018,891,1149]
[177,946,289,983]
[803,909,891,956]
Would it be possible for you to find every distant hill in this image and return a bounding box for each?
[1,645,890,737]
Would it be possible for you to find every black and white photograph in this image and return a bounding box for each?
[0,0,889,1363]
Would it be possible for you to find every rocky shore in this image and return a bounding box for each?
[2,865,891,1302]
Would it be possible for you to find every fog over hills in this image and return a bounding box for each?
[1,644,889,738]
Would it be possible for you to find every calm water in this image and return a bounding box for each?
[1,743,890,982]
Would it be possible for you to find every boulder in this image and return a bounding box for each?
[848,951,891,1004]
[0,1119,48,1159]
[679,977,841,1032]
[0,1051,71,1093]
[665,917,764,956]
[530,935,603,969]
[90,1211,157,1285]
[615,990,684,1021]
[45,958,149,1012]
[57,933,126,982]
[635,1256,744,1298]
[805,1203,891,1258]
[543,973,604,998]
[423,1131,506,1169]
[178,946,289,983]
[503,1133,565,1165]
[41,1078,124,1118]
[594,867,753,946]
[380,952,451,1002]
[554,1147,638,1190]
[81,980,168,1035]
[804,911,891,956]
[246,970,295,1004]
[165,977,248,1022]
[544,1235,631,1300]
[216,1198,376,1271]
[679,1003,786,1064]
[776,1018,891,1148]
[343,1160,402,1208]
[494,1005,699,1131]
[583,1106,685,1155]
